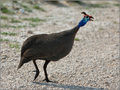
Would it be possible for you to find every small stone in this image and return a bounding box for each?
[28,30,33,34]
[105,82,110,86]
[2,55,8,59]
[19,85,26,88]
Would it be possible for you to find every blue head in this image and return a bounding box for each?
[78,12,94,27]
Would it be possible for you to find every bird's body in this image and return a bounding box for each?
[17,12,94,82]
[18,26,79,68]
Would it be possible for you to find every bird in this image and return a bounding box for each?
[17,12,94,82]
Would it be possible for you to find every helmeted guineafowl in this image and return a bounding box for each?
[17,12,94,82]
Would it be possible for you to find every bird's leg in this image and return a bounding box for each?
[33,60,39,80]
[43,60,51,82]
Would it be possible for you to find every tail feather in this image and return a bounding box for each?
[17,57,31,70]
[17,61,23,70]
[17,57,24,70]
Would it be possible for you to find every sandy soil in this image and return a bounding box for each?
[0,1,119,90]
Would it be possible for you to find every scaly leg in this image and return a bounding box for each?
[43,60,51,82]
[33,60,39,80]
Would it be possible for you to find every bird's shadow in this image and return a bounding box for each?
[32,81,105,90]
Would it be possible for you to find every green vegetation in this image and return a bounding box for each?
[99,27,104,31]
[84,3,107,9]
[23,17,46,22]
[88,4,106,8]
[33,5,46,12]
[0,38,9,42]
[114,4,120,7]
[29,23,38,27]
[75,38,80,41]
[11,18,21,23]
[13,0,18,3]
[20,4,28,8]
[1,24,27,28]
[1,22,41,28]
[20,3,32,12]
[72,1,107,8]
[1,6,15,14]
[24,7,32,12]
[0,16,8,20]
[16,25,27,28]
[1,24,14,28]
[9,43,20,49]
[13,0,32,12]
[74,1,85,5]
[0,32,17,36]
[113,21,118,24]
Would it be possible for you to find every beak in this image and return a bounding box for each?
[89,16,94,21]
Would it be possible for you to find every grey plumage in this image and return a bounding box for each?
[17,26,79,82]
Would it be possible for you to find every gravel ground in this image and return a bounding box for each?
[0,1,119,90]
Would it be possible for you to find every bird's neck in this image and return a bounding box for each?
[71,23,82,34]
[72,19,87,34]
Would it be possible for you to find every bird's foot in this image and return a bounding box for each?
[43,78,52,82]
[33,70,39,81]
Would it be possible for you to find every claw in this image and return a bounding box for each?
[33,70,39,81]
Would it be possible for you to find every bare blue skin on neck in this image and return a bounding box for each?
[78,17,90,28]
[72,17,90,34]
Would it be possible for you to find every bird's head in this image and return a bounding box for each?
[78,12,94,27]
